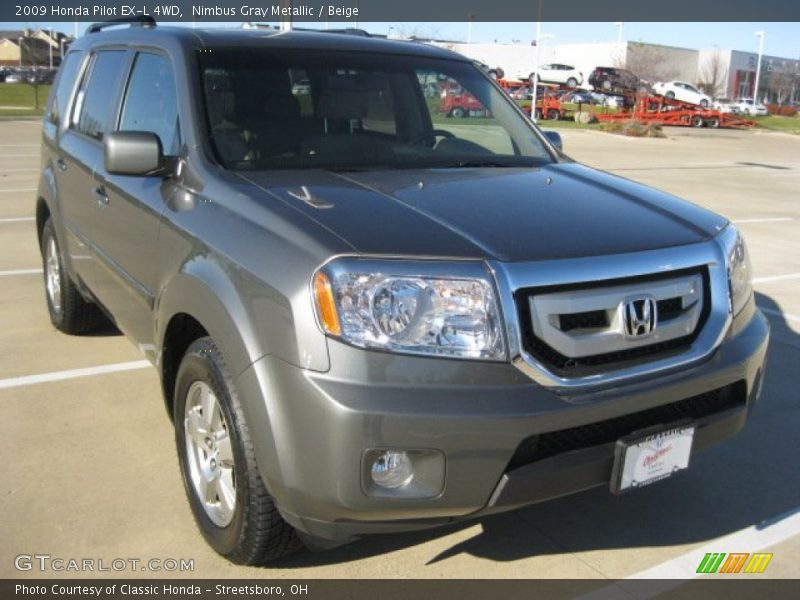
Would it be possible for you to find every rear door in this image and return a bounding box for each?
[90,51,180,348]
[57,49,130,290]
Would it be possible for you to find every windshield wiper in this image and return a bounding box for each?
[437,160,520,169]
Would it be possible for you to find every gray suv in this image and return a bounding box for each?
[37,19,768,564]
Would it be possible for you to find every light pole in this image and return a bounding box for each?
[614,22,624,45]
[531,32,554,122]
[49,29,53,69]
[18,37,24,68]
[467,14,475,44]
[753,30,765,102]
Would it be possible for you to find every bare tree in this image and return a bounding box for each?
[615,42,680,83]
[391,24,442,42]
[698,51,727,98]
[765,64,800,104]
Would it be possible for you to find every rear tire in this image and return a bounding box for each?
[706,117,720,129]
[40,218,104,334]
[665,91,676,100]
[450,107,467,118]
[699,99,709,108]
[547,109,560,120]
[691,115,705,128]
[566,77,578,89]
[174,337,302,565]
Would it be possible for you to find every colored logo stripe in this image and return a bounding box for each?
[744,553,773,573]
[719,553,749,573]
[696,552,773,574]
[697,553,726,573]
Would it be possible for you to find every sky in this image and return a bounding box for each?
[2,21,799,59]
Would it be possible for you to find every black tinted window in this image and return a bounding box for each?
[74,50,127,140]
[199,49,551,171]
[120,53,180,154]
[47,51,82,124]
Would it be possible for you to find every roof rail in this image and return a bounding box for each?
[86,16,157,35]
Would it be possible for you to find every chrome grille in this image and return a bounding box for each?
[518,268,709,373]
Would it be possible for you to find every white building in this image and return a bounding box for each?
[421,37,800,103]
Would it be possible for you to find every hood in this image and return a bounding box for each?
[238,163,727,262]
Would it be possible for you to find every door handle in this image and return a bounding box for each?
[56,158,67,172]
[92,186,109,206]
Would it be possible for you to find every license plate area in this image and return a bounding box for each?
[610,421,695,494]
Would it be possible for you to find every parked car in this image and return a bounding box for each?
[588,66,642,95]
[733,98,768,116]
[561,90,595,105]
[533,63,583,88]
[652,81,711,107]
[4,72,23,84]
[291,79,311,95]
[712,99,740,114]
[39,20,768,565]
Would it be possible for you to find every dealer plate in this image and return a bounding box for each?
[611,423,695,494]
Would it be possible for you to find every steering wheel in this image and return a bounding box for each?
[407,129,455,146]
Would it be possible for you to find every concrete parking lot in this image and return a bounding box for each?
[1,120,798,580]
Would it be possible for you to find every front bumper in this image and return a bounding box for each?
[236,300,768,542]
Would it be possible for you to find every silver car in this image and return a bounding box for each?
[37,20,768,564]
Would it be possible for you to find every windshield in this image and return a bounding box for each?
[197,47,554,170]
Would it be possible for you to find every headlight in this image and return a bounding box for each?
[312,261,505,360]
[726,228,753,317]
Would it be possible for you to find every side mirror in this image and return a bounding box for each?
[543,130,563,152]
[104,131,164,176]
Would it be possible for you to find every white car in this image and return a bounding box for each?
[652,81,711,107]
[712,99,740,114]
[733,98,768,116]
[533,64,583,88]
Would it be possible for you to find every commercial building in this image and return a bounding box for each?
[0,29,71,68]
[422,37,799,103]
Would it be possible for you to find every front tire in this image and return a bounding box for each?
[566,77,578,88]
[450,106,467,118]
[40,218,103,334]
[174,337,301,564]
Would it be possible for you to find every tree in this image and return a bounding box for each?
[698,51,727,98]
[615,42,680,84]
[765,63,800,104]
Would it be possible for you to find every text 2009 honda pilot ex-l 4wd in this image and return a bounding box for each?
[37,20,768,564]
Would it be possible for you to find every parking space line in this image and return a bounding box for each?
[578,508,800,598]
[0,188,36,193]
[0,268,41,277]
[753,273,800,284]
[0,217,35,223]
[0,360,152,391]
[759,306,800,325]
[733,217,794,224]
[627,507,800,579]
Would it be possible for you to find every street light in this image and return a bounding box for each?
[614,22,624,45]
[753,30,765,103]
[531,32,554,122]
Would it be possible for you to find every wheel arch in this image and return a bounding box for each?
[156,263,265,420]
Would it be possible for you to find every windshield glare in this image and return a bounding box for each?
[198,48,553,170]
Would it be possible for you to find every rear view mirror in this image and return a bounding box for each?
[104,131,164,176]
[543,130,563,152]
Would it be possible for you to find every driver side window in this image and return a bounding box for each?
[416,70,514,155]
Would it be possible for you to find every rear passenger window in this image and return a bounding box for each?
[119,53,180,155]
[73,50,128,140]
[46,51,82,125]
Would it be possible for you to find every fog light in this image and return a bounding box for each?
[370,450,414,489]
